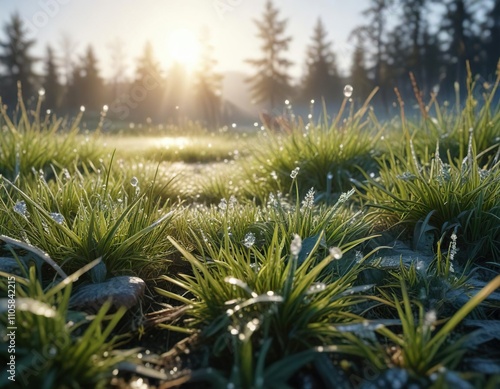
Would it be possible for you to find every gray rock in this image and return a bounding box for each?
[69,276,146,312]
[368,240,434,269]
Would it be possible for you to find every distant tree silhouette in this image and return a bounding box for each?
[384,0,441,98]
[164,62,190,123]
[483,0,500,77]
[384,24,407,90]
[58,33,78,86]
[348,30,374,101]
[401,0,427,71]
[396,0,437,92]
[81,45,104,111]
[132,41,165,122]
[42,45,62,110]
[439,0,480,83]
[67,45,104,112]
[194,27,222,129]
[0,13,39,106]
[300,18,341,103]
[358,0,395,109]
[108,37,128,99]
[419,21,443,93]
[246,0,293,110]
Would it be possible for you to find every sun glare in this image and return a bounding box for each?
[168,28,200,70]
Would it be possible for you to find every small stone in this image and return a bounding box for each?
[70,276,146,312]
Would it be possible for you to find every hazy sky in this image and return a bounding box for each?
[0,0,374,80]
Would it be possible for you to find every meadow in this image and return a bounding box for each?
[1,73,500,389]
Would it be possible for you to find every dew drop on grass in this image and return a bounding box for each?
[130,176,139,187]
[307,283,327,294]
[290,167,300,179]
[62,168,71,181]
[13,200,27,217]
[329,247,343,260]
[343,85,354,98]
[250,262,261,273]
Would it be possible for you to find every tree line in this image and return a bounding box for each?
[247,0,500,113]
[0,0,499,128]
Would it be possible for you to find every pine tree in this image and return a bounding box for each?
[246,0,293,110]
[361,0,395,86]
[81,45,104,111]
[195,27,222,129]
[439,0,480,83]
[42,45,62,110]
[356,0,395,109]
[0,13,39,106]
[301,18,340,103]
[401,0,427,71]
[484,0,500,77]
[420,21,443,94]
[66,45,104,112]
[348,30,374,101]
[133,41,165,121]
[395,0,438,94]
[108,37,128,99]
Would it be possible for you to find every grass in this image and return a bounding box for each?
[239,91,382,201]
[0,74,499,388]
[0,89,107,182]
[357,127,500,262]
[0,259,133,389]
[0,162,177,279]
[108,132,250,164]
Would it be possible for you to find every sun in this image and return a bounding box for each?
[167,28,200,70]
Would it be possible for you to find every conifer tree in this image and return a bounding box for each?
[42,45,62,110]
[133,41,165,121]
[301,18,341,103]
[348,30,374,101]
[246,0,293,110]
[484,0,500,77]
[195,27,222,129]
[66,45,104,112]
[0,13,39,105]
[439,0,480,82]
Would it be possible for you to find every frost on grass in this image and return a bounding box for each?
[290,234,302,256]
[301,187,315,210]
[243,232,256,248]
[13,200,28,217]
[49,213,65,224]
